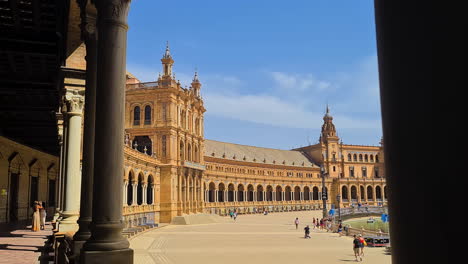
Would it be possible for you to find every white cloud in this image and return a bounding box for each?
[270,72,332,92]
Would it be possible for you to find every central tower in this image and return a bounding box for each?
[125,43,206,222]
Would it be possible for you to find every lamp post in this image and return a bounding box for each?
[336,194,341,222]
[321,165,327,218]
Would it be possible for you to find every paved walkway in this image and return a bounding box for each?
[0,221,52,264]
[131,211,391,264]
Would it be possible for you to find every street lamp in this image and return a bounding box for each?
[320,165,327,218]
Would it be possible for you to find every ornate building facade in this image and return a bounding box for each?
[120,44,387,224]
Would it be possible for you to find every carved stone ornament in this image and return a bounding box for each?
[64,89,85,114]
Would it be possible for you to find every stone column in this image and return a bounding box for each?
[53,115,65,224]
[82,1,133,262]
[143,184,147,205]
[59,89,85,232]
[74,4,98,256]
[132,183,138,205]
[122,181,128,206]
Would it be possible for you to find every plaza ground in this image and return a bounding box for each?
[130,211,391,264]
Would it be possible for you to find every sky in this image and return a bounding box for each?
[126,0,382,150]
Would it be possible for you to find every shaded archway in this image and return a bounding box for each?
[218,183,225,202]
[360,186,365,200]
[367,186,374,200]
[133,135,152,154]
[313,186,319,200]
[304,186,310,200]
[276,186,283,201]
[137,173,144,205]
[376,186,382,200]
[208,182,215,202]
[238,184,245,202]
[294,186,301,201]
[247,184,254,201]
[266,185,273,201]
[285,186,292,201]
[127,171,135,205]
[257,185,264,201]
[228,183,235,202]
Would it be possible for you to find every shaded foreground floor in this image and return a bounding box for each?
[131,211,391,264]
[0,221,52,264]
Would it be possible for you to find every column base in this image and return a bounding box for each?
[81,248,134,264]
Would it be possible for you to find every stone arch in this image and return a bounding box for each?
[276,185,283,201]
[187,143,192,161]
[364,154,369,162]
[370,154,374,162]
[237,184,245,202]
[29,159,43,207]
[257,185,264,201]
[313,186,319,200]
[247,184,254,201]
[266,185,273,201]
[367,185,374,200]
[294,186,301,201]
[228,183,235,202]
[376,185,382,200]
[218,182,225,202]
[127,170,135,205]
[304,186,311,200]
[285,186,292,201]
[208,182,216,202]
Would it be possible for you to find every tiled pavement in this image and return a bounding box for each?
[0,222,52,264]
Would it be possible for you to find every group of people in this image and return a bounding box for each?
[32,201,47,231]
[353,234,367,262]
[228,210,238,220]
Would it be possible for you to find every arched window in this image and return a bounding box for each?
[375,155,379,162]
[353,154,357,161]
[133,106,140,125]
[348,154,352,161]
[365,154,368,162]
[144,105,151,125]
[359,154,363,162]
[370,155,374,162]
[162,135,167,157]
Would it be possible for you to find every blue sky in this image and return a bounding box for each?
[126,0,382,149]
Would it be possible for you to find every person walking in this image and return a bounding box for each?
[294,217,299,230]
[233,211,237,221]
[312,218,316,229]
[304,225,311,238]
[31,201,41,232]
[316,218,320,229]
[358,234,366,257]
[353,235,362,262]
[39,201,46,230]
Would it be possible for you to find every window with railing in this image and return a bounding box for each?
[349,167,355,177]
[362,167,367,177]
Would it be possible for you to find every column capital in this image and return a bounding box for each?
[95,0,131,28]
[64,89,85,115]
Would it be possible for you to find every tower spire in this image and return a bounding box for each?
[161,41,174,77]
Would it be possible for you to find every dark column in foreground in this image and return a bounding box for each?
[374,1,441,264]
[73,0,97,261]
[82,0,133,263]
